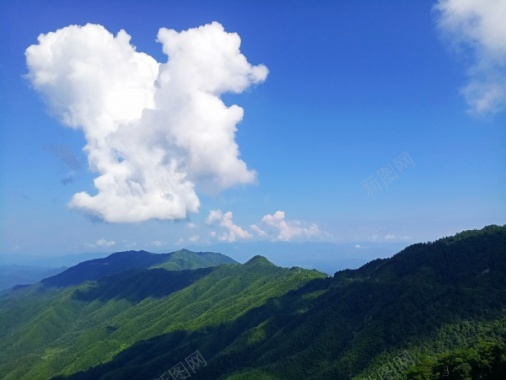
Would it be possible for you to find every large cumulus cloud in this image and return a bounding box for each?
[26,22,268,222]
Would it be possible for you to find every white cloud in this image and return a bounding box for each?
[206,209,224,225]
[205,209,328,243]
[250,224,268,237]
[189,234,200,242]
[364,232,410,242]
[435,0,506,115]
[206,209,252,242]
[121,240,137,248]
[151,240,165,247]
[26,22,268,222]
[87,238,116,247]
[260,211,324,241]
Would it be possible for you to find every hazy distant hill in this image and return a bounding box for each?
[0,226,504,380]
[0,265,66,291]
[0,252,109,268]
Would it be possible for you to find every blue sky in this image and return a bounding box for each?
[1,0,505,270]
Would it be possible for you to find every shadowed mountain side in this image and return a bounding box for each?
[52,264,506,380]
[51,226,506,380]
[73,267,216,304]
[0,254,324,380]
[2,226,505,380]
[52,277,332,380]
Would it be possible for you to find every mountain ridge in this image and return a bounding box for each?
[41,249,237,288]
[0,225,504,379]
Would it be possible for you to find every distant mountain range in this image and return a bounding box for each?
[0,265,67,291]
[0,251,110,268]
[41,249,236,288]
[0,225,505,379]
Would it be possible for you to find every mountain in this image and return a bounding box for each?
[187,240,408,274]
[41,248,236,287]
[0,226,505,380]
[0,250,323,380]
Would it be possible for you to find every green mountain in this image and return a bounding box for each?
[1,226,505,380]
[41,249,236,287]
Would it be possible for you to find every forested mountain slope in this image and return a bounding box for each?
[1,226,504,380]
[0,253,324,379]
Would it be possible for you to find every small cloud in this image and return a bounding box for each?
[250,224,267,237]
[96,238,116,247]
[206,209,329,243]
[87,238,116,248]
[187,222,197,229]
[122,240,137,248]
[260,210,327,241]
[189,235,199,242]
[152,240,165,247]
[385,234,396,240]
[206,209,252,242]
[206,209,223,225]
[44,144,82,171]
[44,144,82,185]
[60,170,77,185]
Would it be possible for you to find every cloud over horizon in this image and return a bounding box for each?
[206,209,252,242]
[435,0,506,115]
[207,209,328,242]
[26,22,268,222]
[260,211,324,241]
[87,238,116,248]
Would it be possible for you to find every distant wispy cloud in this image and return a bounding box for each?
[26,22,267,222]
[435,0,506,115]
[366,233,411,242]
[87,238,116,248]
[44,144,82,185]
[151,240,165,247]
[260,211,325,241]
